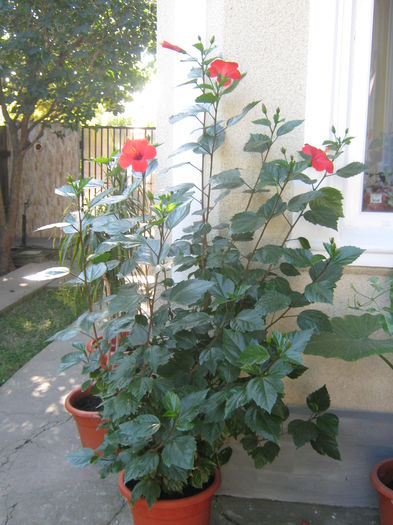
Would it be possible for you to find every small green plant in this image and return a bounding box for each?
[349,277,393,370]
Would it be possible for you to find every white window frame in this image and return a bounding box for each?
[301,0,393,267]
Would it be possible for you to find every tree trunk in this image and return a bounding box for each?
[0,149,25,275]
[0,224,14,274]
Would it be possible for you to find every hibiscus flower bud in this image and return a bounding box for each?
[160,41,186,54]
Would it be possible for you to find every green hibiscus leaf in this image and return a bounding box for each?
[297,310,332,333]
[288,419,319,448]
[276,119,303,136]
[253,245,284,264]
[246,376,283,413]
[336,162,367,178]
[224,386,248,418]
[231,211,265,234]
[258,194,286,220]
[162,436,196,470]
[119,415,161,443]
[222,329,247,366]
[305,314,393,361]
[316,413,339,437]
[251,442,280,468]
[58,351,86,373]
[304,280,334,304]
[209,169,245,189]
[244,133,271,154]
[169,280,214,305]
[130,479,161,508]
[311,433,341,460]
[245,407,281,444]
[124,452,159,482]
[226,100,260,128]
[331,246,364,266]
[67,448,94,468]
[256,290,291,315]
[306,385,330,414]
[238,344,269,367]
[230,309,265,332]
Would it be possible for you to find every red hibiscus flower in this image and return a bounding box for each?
[119,139,157,173]
[208,59,242,87]
[301,521,309,525]
[302,143,334,173]
[161,41,186,54]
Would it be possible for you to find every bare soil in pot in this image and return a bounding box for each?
[72,393,102,412]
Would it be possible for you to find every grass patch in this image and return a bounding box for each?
[0,286,88,386]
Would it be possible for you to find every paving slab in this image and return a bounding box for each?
[0,262,55,314]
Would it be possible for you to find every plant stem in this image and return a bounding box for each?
[201,101,219,267]
[75,182,102,360]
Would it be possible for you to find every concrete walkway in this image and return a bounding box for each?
[0,262,55,314]
[0,270,381,524]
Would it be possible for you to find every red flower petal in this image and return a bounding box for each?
[121,139,140,156]
[302,143,333,173]
[302,143,316,156]
[301,521,309,525]
[119,139,157,172]
[208,59,242,86]
[130,159,148,172]
[119,153,132,169]
[143,144,157,160]
[161,40,186,54]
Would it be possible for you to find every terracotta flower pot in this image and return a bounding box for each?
[370,458,393,525]
[86,333,128,369]
[64,386,106,451]
[118,470,221,525]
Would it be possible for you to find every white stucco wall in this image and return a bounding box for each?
[157,0,393,507]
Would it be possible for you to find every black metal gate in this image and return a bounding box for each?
[81,126,156,181]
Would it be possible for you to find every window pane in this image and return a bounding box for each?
[363,0,393,212]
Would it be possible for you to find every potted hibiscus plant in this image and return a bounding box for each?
[46,36,377,525]
[38,144,156,450]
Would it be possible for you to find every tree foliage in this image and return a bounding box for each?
[0,0,156,128]
[0,0,156,274]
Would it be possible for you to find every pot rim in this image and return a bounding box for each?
[370,458,393,499]
[118,469,221,510]
[64,385,101,420]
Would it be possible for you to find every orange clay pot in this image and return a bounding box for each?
[65,386,106,451]
[118,470,221,525]
[86,336,113,370]
[86,333,128,369]
[370,458,393,525]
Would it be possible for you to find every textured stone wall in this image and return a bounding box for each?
[16,125,80,240]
